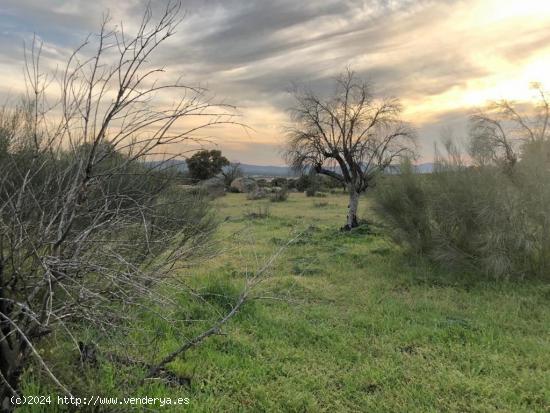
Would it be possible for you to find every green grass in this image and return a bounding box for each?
[20,193,550,412]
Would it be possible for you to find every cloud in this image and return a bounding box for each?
[0,0,549,164]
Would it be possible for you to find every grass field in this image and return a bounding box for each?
[22,192,550,412]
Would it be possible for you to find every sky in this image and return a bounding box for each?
[0,0,549,165]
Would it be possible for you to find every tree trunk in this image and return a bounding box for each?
[0,296,28,413]
[0,337,25,412]
[344,188,360,230]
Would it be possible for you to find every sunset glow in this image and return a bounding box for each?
[0,0,549,163]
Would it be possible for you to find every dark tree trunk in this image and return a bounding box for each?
[0,331,25,412]
[0,293,30,412]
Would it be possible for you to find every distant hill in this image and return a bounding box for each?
[415,163,434,173]
[144,159,295,176]
[386,163,434,174]
[145,160,434,176]
[239,163,294,176]
[238,162,435,176]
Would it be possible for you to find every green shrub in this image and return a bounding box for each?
[271,177,288,187]
[295,171,339,194]
[305,188,316,197]
[296,174,314,192]
[318,174,342,190]
[373,159,431,254]
[374,146,550,279]
[200,277,241,311]
[270,187,288,202]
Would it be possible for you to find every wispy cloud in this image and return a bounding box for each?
[1,0,549,164]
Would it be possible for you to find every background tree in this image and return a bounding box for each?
[221,162,243,187]
[285,69,415,229]
[469,82,549,172]
[187,149,229,181]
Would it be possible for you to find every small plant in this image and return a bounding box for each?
[199,277,241,311]
[245,204,271,219]
[270,187,289,202]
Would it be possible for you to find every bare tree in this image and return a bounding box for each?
[221,162,243,187]
[469,83,550,171]
[0,2,240,408]
[284,69,415,229]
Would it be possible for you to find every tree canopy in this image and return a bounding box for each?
[187,149,230,181]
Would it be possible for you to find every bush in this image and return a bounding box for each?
[271,177,288,187]
[256,178,268,187]
[373,159,431,254]
[373,145,550,279]
[318,174,342,190]
[295,171,340,194]
[270,187,288,202]
[296,174,315,192]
